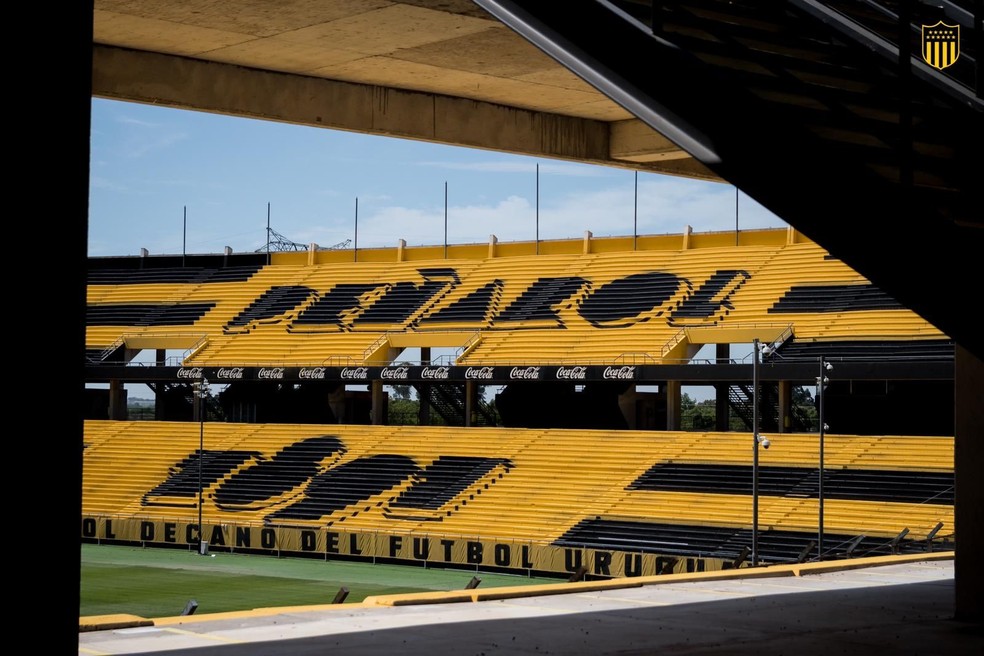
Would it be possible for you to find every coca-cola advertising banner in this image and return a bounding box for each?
[159,365,643,383]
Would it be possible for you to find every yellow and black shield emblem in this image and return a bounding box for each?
[921,21,960,70]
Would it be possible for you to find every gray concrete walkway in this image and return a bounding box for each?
[78,556,982,655]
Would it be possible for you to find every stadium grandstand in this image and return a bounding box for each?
[62,1,982,649]
[82,227,956,577]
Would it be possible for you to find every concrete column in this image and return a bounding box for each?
[418,347,431,426]
[108,381,125,420]
[464,381,477,427]
[715,344,731,431]
[618,386,639,429]
[665,380,681,431]
[955,346,983,623]
[777,379,792,433]
[155,349,167,420]
[191,385,202,423]
[108,380,127,420]
[328,385,346,424]
[371,381,386,425]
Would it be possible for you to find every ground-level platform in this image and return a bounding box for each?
[78,554,981,655]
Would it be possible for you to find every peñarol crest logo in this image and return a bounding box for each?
[921,22,960,70]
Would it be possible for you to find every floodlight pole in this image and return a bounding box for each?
[818,356,829,561]
[196,378,208,555]
[633,170,638,251]
[752,338,760,567]
[535,163,539,255]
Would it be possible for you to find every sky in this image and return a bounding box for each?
[88,98,788,401]
[88,98,789,258]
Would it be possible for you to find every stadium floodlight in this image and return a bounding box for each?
[181,600,198,616]
[752,339,761,566]
[194,378,210,556]
[817,356,829,562]
[332,587,350,604]
[751,340,778,565]
[465,576,482,590]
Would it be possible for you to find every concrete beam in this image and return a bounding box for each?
[610,119,692,162]
[92,45,721,181]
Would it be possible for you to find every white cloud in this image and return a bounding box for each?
[416,159,614,177]
[122,130,189,159]
[90,176,128,192]
[346,196,536,248]
[300,177,787,251]
[111,113,189,159]
[116,115,160,128]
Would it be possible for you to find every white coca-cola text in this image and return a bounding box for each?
[510,366,541,380]
[341,367,369,379]
[177,367,204,379]
[464,366,494,380]
[421,366,450,380]
[603,366,635,380]
[216,367,245,379]
[555,366,587,380]
[380,366,410,380]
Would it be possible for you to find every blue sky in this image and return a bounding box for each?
[88,98,788,258]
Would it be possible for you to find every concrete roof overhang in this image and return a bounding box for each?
[92,0,719,181]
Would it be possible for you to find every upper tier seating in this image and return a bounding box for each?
[85,230,948,366]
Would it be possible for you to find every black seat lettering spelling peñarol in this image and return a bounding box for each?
[291,283,384,330]
[492,277,589,327]
[667,270,750,326]
[418,279,504,325]
[224,285,316,333]
[87,302,217,326]
[353,281,446,325]
[577,271,686,328]
[230,269,754,333]
[211,435,346,511]
[354,268,460,327]
[267,454,420,522]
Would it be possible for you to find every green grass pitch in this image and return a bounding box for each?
[81,543,561,619]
